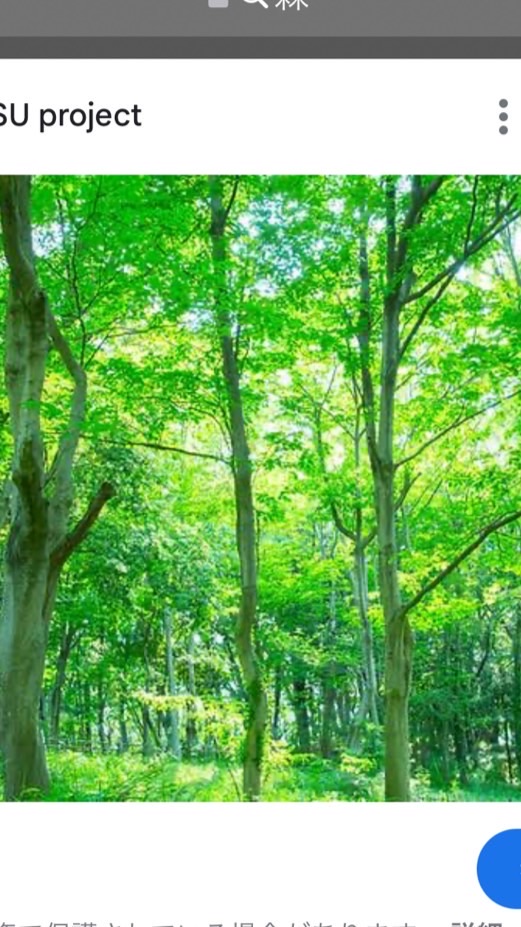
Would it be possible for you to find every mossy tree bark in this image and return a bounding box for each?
[0,175,114,800]
[209,175,268,801]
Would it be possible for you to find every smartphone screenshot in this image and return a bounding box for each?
[0,4,520,927]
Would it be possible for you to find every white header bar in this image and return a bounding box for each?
[0,59,518,174]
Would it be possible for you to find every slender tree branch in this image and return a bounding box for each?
[464,177,480,256]
[405,198,519,307]
[223,177,240,225]
[399,201,521,361]
[51,481,116,569]
[400,508,521,619]
[385,178,397,284]
[330,500,356,543]
[357,220,378,464]
[47,308,86,388]
[399,274,454,361]
[499,220,521,291]
[394,471,420,508]
[92,436,231,465]
[394,176,445,284]
[395,388,521,470]
[362,526,377,549]
[312,401,357,543]
[46,305,88,545]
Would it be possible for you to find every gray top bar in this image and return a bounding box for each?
[0,36,519,58]
[1,0,521,38]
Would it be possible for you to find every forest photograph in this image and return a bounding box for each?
[0,174,520,803]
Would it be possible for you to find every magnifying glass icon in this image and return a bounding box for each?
[243,0,269,8]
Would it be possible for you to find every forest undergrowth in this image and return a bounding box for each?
[5,750,519,803]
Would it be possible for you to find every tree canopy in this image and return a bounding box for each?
[0,174,520,802]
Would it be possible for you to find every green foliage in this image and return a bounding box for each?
[1,174,521,801]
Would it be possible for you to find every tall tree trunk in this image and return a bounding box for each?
[0,559,50,798]
[209,175,267,801]
[164,610,181,759]
[350,543,380,748]
[118,698,130,753]
[0,176,51,799]
[353,177,518,799]
[50,623,76,747]
[272,666,282,740]
[185,632,197,758]
[320,581,339,758]
[349,677,369,751]
[0,176,113,799]
[376,467,412,801]
[512,607,521,780]
[320,677,337,758]
[320,384,380,753]
[142,705,156,759]
[293,673,312,753]
[83,682,93,753]
[503,708,514,785]
[357,184,413,801]
[97,679,107,754]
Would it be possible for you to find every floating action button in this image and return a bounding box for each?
[477,830,521,909]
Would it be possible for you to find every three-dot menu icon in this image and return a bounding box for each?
[499,99,509,135]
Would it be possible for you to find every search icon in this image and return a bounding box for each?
[243,0,269,8]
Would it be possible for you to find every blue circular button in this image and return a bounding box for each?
[477,830,521,909]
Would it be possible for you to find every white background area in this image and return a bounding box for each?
[0,53,520,927]
[0,59,518,173]
[0,804,520,927]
